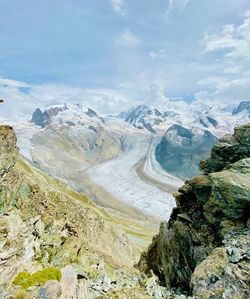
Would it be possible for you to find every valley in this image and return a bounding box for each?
[4,100,250,226]
[0,101,249,298]
[87,132,181,221]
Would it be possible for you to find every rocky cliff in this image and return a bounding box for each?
[138,123,250,298]
[31,106,68,128]
[0,125,167,299]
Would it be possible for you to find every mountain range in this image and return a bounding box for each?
[28,100,249,175]
[0,100,246,221]
[119,100,250,135]
[0,99,248,221]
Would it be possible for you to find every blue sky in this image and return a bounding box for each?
[0,0,250,115]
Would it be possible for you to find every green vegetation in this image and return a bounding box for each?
[13,289,27,299]
[13,267,62,290]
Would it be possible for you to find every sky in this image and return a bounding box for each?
[0,0,250,117]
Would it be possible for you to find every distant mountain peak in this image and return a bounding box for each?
[156,124,218,179]
[119,104,166,133]
[31,104,104,128]
[31,105,67,128]
[232,101,250,116]
[166,124,194,139]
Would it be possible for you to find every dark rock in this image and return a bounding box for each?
[138,122,250,298]
[200,123,250,173]
[31,108,49,128]
[199,116,218,128]
[207,116,218,127]
[88,125,98,133]
[66,121,75,126]
[86,108,98,118]
[86,108,105,123]
[199,118,208,128]
[31,105,68,128]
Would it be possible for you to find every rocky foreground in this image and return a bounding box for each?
[0,125,167,298]
[138,123,250,298]
[0,123,249,299]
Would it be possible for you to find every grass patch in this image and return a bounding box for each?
[13,267,62,290]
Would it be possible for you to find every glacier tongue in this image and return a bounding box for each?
[87,133,182,221]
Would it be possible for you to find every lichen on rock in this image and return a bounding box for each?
[13,267,62,290]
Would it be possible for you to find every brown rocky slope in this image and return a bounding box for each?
[138,123,250,298]
[0,125,168,298]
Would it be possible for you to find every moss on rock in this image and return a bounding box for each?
[13,267,62,290]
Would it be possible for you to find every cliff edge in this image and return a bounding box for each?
[138,123,250,298]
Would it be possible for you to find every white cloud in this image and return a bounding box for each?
[223,65,241,74]
[0,78,30,88]
[0,77,135,119]
[115,29,141,47]
[198,75,250,93]
[203,11,250,62]
[166,0,190,11]
[29,85,134,115]
[0,76,191,119]
[196,11,250,108]
[195,74,250,108]
[0,78,40,120]
[110,0,126,17]
[149,50,168,61]
[138,78,189,112]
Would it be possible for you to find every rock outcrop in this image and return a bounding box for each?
[31,106,68,128]
[138,123,250,298]
[0,126,18,179]
[199,115,218,128]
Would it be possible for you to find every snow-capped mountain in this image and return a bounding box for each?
[2,99,249,221]
[31,103,105,130]
[155,124,218,179]
[232,100,250,117]
[31,104,68,128]
[119,104,166,133]
[119,103,250,138]
[29,101,250,139]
